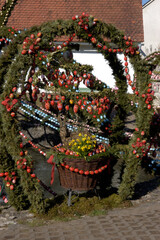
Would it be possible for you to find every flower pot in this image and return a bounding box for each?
[57,156,108,191]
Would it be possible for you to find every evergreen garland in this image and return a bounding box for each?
[0,14,155,211]
[118,54,155,199]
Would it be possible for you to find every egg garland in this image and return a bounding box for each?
[72,13,139,56]
[0,26,21,50]
[21,99,110,141]
[3,81,112,139]
[0,12,159,211]
[0,171,17,190]
[19,130,109,187]
[18,131,57,195]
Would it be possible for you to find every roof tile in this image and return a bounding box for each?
[0,0,6,10]
[7,0,143,42]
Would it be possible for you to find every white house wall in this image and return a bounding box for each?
[73,45,134,93]
[142,0,160,55]
[0,45,134,93]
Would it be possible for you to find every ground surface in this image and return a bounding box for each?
[0,177,160,240]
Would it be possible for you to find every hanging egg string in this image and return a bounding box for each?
[0,171,17,191]
[19,131,109,175]
[7,81,111,142]
[123,56,154,111]
[72,13,139,56]
[0,28,19,45]
[21,30,76,57]
[20,98,110,143]
[0,37,9,46]
[123,55,133,87]
[145,51,160,62]
[19,105,59,131]
[127,67,159,164]
[19,102,109,144]
[131,109,160,161]
[4,94,108,144]
[22,95,109,133]
[123,54,159,163]
[142,135,160,170]
[7,130,57,196]
[19,131,46,156]
[151,73,160,81]
[21,98,103,134]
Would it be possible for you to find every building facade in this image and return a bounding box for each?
[142,0,160,55]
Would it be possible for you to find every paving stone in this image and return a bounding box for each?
[111,238,122,240]
[35,238,47,240]
[125,238,136,240]
[19,234,29,238]
[2,236,14,240]
[140,236,152,240]
[50,237,63,240]
[153,237,160,240]
[77,236,91,240]
[1,179,160,240]
[90,231,105,238]
[64,237,77,240]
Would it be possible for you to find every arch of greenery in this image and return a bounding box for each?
[0,14,155,213]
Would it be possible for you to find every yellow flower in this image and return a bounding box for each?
[82,138,86,141]
[84,134,87,137]
[79,133,82,137]
[92,135,96,138]
[74,143,77,146]
[78,146,80,149]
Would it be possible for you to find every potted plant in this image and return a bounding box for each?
[47,132,110,191]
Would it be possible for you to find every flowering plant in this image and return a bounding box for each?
[47,132,108,165]
[69,133,97,157]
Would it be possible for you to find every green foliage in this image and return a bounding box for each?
[118,55,155,199]
[38,194,131,221]
[0,15,155,212]
[47,147,111,165]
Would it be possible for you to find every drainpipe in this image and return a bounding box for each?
[138,42,146,58]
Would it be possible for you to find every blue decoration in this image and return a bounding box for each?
[20,101,109,144]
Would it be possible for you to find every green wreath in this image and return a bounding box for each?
[0,13,155,213]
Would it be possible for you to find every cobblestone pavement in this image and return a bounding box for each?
[0,181,160,240]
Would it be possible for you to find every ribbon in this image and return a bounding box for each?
[47,155,55,185]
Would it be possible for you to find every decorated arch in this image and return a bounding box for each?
[0,13,157,213]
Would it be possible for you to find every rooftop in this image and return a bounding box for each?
[6,0,144,42]
[0,0,6,10]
